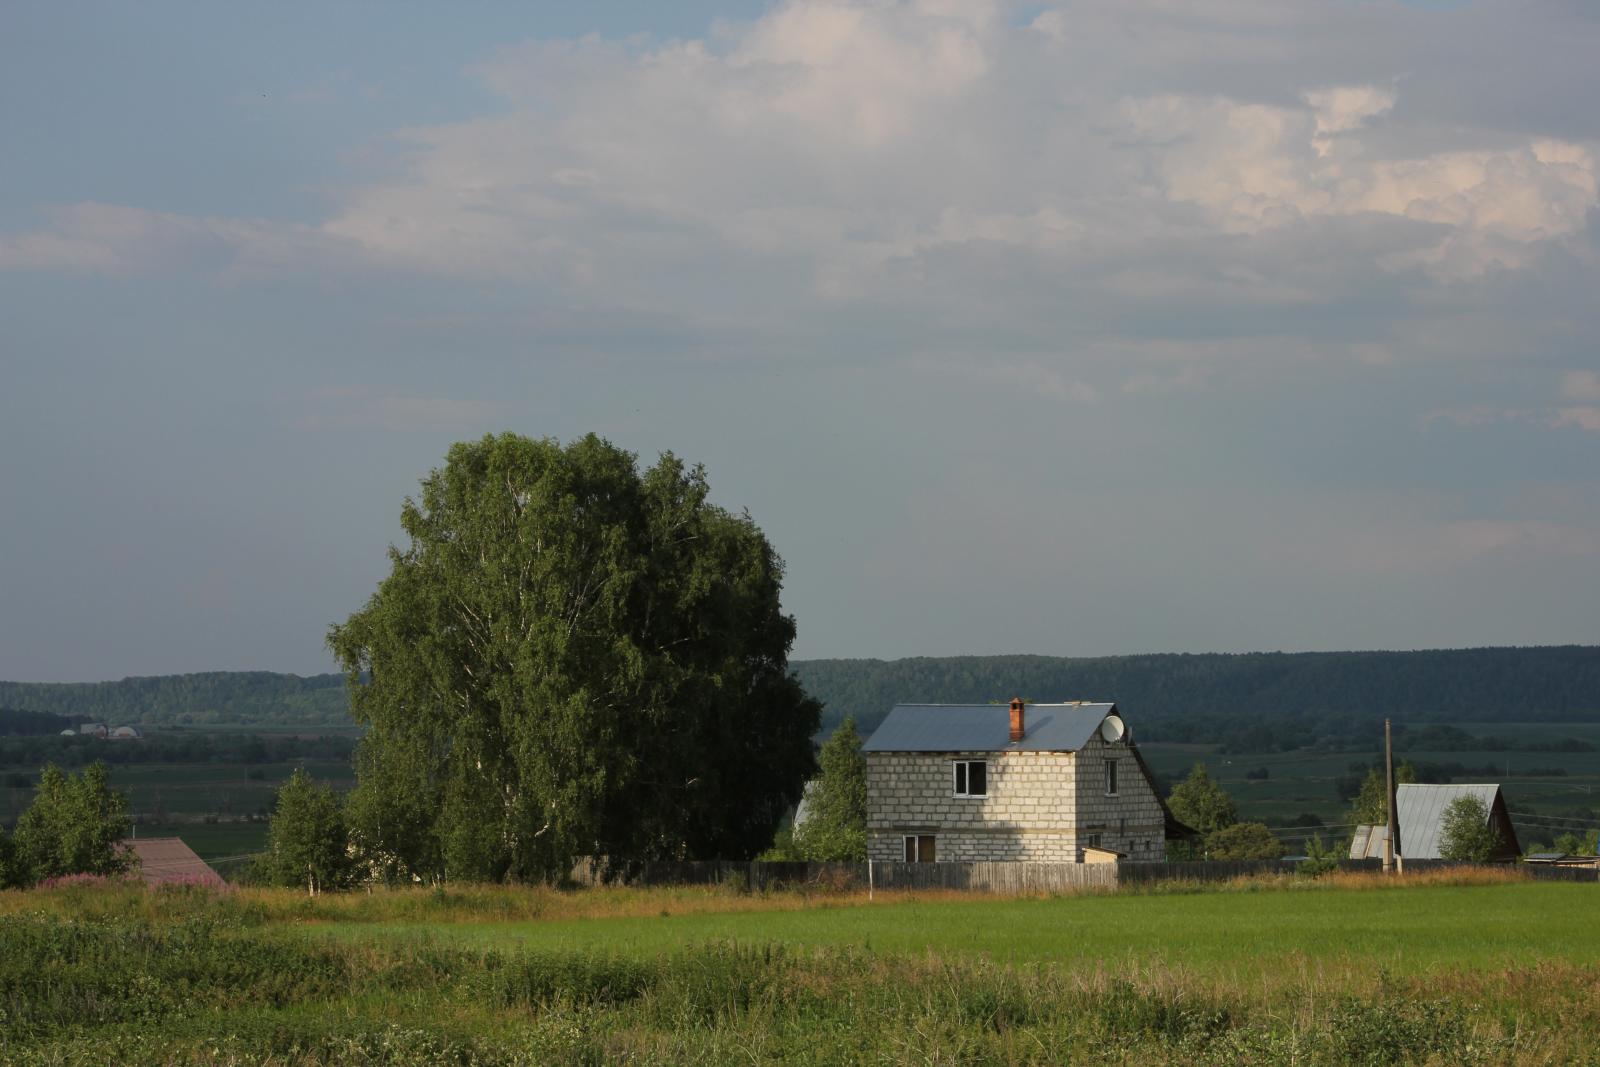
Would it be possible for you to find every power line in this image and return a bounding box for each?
[1509,812,1600,828]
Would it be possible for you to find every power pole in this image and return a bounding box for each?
[1384,718,1402,875]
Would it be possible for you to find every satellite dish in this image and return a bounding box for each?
[1099,714,1126,743]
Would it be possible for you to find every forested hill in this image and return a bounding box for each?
[2,646,1597,737]
[790,647,1600,746]
[0,672,348,726]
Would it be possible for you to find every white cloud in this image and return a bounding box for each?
[1,1,1597,335]
[1552,406,1600,432]
[1305,84,1395,141]
[1562,369,1600,401]
[1121,92,1596,275]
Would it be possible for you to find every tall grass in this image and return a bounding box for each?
[2,904,1593,1064]
[0,875,1591,1064]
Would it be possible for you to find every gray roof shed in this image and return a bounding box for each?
[1347,783,1520,861]
[863,702,1118,753]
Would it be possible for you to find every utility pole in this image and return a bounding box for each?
[1384,718,1402,876]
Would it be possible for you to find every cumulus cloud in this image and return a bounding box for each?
[1,0,1597,385]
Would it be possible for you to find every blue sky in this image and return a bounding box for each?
[2,1,1598,681]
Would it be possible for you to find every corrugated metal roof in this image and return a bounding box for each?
[863,702,1118,753]
[1397,783,1502,860]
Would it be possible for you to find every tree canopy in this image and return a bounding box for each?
[1349,762,1417,826]
[791,718,867,862]
[1167,763,1238,835]
[1438,795,1500,862]
[330,433,820,883]
[263,768,351,895]
[1204,822,1284,861]
[9,762,131,885]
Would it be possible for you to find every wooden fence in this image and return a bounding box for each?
[567,859,1116,893]
[568,855,1594,892]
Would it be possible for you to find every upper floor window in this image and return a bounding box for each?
[953,759,988,797]
[1104,759,1119,797]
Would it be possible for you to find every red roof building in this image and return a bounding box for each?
[126,837,226,887]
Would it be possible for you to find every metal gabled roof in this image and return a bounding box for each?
[862,702,1118,753]
[1397,783,1503,860]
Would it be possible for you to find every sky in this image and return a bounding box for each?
[2,0,1598,682]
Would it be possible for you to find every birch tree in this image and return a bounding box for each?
[330,433,819,883]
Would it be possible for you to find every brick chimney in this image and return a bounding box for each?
[1009,698,1025,743]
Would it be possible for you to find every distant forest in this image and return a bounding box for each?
[2,647,1598,748]
[0,672,347,726]
[791,647,1600,749]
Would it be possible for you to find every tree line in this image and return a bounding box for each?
[0,732,356,774]
[8,647,1599,742]
[0,673,349,727]
[793,647,1600,742]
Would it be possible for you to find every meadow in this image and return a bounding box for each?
[2,871,1596,1065]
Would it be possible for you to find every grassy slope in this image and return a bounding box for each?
[321,880,1594,975]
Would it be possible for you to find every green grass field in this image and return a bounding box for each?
[3,872,1596,1065]
[318,879,1595,976]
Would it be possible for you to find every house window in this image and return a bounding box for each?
[1085,833,1102,849]
[953,760,988,797]
[1104,759,1119,797]
[903,835,936,863]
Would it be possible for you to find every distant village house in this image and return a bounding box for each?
[1348,783,1522,862]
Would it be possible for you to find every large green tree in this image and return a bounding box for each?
[10,762,131,884]
[331,433,820,883]
[791,718,867,862]
[264,768,351,895]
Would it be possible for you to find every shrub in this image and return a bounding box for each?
[1205,822,1284,861]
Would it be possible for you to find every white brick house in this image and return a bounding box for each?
[863,699,1175,863]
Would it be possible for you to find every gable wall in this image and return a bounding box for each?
[866,744,1168,862]
[1073,736,1166,860]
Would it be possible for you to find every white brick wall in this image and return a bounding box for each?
[866,744,1167,862]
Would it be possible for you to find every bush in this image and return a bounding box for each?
[1299,834,1342,877]
[1205,822,1284,861]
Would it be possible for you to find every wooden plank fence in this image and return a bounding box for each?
[567,859,1114,893]
[568,855,1594,892]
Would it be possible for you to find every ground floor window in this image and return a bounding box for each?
[903,834,936,862]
